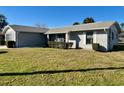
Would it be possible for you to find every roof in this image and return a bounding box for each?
[46,21,121,34]
[9,25,48,33]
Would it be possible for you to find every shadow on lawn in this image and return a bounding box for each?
[0,51,8,54]
[0,66,124,76]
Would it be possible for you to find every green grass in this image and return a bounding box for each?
[0,48,124,85]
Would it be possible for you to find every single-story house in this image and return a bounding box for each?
[45,21,121,51]
[3,25,48,47]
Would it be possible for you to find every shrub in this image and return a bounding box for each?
[92,43,100,51]
[0,40,5,45]
[48,41,73,49]
[113,45,118,50]
[6,41,15,48]
[66,42,73,49]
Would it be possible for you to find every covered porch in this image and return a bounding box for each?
[47,33,69,43]
[47,33,72,48]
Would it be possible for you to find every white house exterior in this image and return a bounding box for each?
[46,21,121,51]
[3,25,48,47]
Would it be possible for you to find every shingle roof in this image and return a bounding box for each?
[9,25,48,33]
[46,21,121,34]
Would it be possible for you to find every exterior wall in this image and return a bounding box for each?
[16,32,47,47]
[69,30,108,51]
[95,30,108,51]
[69,31,84,48]
[109,25,118,50]
[5,28,16,41]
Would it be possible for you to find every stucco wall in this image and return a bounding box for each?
[16,32,47,47]
[69,31,93,49]
[69,31,83,48]
[109,25,118,49]
[69,30,108,51]
[5,28,16,41]
[95,30,108,51]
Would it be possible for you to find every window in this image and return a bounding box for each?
[56,34,65,42]
[49,34,56,41]
[49,34,65,42]
[86,32,93,44]
[112,32,114,40]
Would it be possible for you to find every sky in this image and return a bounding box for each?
[0,6,124,28]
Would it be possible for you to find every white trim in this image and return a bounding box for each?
[65,32,69,42]
[47,34,49,40]
[93,31,97,43]
[83,32,86,45]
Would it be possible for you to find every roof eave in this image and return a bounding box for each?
[45,27,109,34]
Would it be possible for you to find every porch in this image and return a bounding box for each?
[47,33,72,49]
[47,33,69,43]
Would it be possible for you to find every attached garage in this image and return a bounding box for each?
[3,25,48,48]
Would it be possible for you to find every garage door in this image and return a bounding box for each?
[17,32,46,47]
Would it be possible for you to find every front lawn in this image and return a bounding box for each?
[0,48,124,85]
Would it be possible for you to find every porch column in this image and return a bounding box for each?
[55,34,57,41]
[47,34,49,41]
[65,32,69,42]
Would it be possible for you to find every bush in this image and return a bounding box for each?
[0,40,5,45]
[48,41,73,49]
[6,41,15,48]
[113,45,118,50]
[92,43,100,51]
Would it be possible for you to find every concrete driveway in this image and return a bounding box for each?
[0,45,8,49]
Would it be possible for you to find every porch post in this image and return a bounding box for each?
[65,32,69,42]
[47,34,49,41]
[55,34,57,41]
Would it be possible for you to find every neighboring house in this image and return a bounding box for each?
[45,21,121,51]
[3,25,48,47]
[0,32,4,41]
[119,31,124,43]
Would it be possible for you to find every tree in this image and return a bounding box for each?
[0,14,8,31]
[73,22,80,25]
[120,23,124,31]
[34,23,48,29]
[83,17,95,24]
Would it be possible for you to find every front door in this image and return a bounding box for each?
[86,32,93,44]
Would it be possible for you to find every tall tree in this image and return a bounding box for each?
[120,23,124,31]
[34,23,48,29]
[73,22,80,25]
[83,17,95,24]
[0,14,8,31]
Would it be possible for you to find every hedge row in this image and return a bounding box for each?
[48,41,73,49]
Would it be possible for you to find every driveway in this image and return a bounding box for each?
[0,45,8,49]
